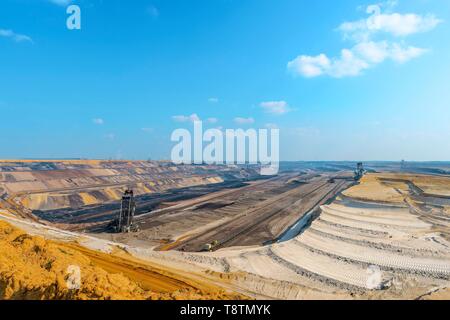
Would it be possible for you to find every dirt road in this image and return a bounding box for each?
[166,174,353,251]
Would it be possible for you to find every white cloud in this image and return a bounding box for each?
[354,41,427,64]
[0,29,33,43]
[339,8,442,40]
[288,49,371,78]
[93,118,104,125]
[288,49,368,78]
[288,3,440,78]
[288,41,427,78]
[331,49,370,77]
[354,41,390,63]
[172,113,201,123]
[48,0,72,6]
[288,54,330,78]
[260,101,291,115]
[234,117,255,125]
[141,127,154,133]
[171,114,218,124]
[329,48,370,77]
[208,97,219,103]
[388,43,427,63]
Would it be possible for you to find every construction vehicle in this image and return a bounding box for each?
[201,240,219,252]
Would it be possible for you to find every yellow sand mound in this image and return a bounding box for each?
[343,174,406,203]
[0,221,245,300]
[0,220,154,300]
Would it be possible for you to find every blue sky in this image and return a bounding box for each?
[1,0,449,161]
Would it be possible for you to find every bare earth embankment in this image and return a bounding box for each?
[0,219,246,300]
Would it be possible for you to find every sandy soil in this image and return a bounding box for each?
[0,219,246,300]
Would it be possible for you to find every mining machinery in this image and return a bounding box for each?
[115,189,138,233]
[354,162,365,181]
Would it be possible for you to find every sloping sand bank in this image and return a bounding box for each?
[0,220,245,300]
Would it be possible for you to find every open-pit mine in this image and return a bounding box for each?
[1,160,449,300]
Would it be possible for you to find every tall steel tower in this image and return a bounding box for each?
[117,189,136,233]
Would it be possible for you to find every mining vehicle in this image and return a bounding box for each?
[202,240,219,252]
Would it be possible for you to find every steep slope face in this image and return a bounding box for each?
[0,160,254,212]
[0,220,151,299]
[0,220,245,300]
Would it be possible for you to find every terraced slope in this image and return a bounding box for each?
[173,173,450,299]
[0,160,257,215]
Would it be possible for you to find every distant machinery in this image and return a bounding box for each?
[401,159,406,170]
[354,162,365,181]
[115,189,138,233]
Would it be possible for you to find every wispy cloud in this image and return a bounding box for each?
[287,1,441,78]
[92,118,104,125]
[260,101,291,115]
[172,113,201,123]
[0,29,33,43]
[208,97,219,103]
[288,43,427,78]
[339,6,441,40]
[234,117,255,125]
[141,127,154,133]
